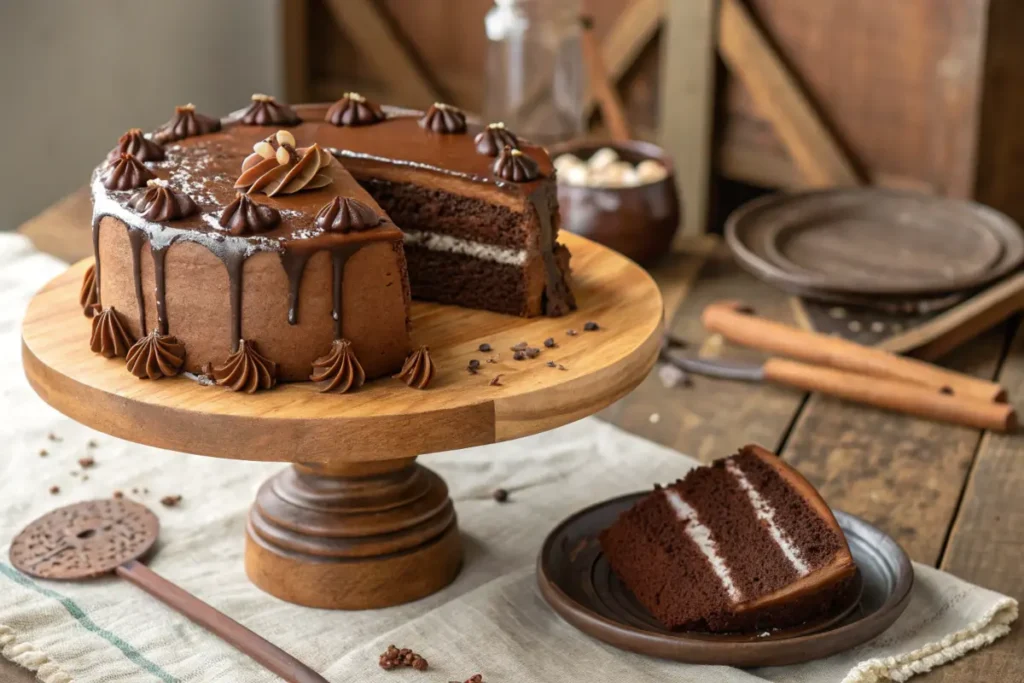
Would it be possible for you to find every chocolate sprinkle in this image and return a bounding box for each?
[544,337,557,348]
[492,488,509,503]
[479,343,492,352]
[584,321,600,331]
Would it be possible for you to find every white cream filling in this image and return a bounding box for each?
[402,229,527,266]
[726,460,810,577]
[663,489,743,603]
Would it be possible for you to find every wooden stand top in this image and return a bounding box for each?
[22,233,663,463]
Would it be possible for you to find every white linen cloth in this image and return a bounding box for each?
[0,233,1015,683]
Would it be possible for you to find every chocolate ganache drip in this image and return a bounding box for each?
[212,340,279,393]
[113,128,165,162]
[154,103,221,143]
[310,339,366,393]
[80,264,98,318]
[127,180,198,221]
[103,153,156,191]
[325,92,384,126]
[218,192,281,235]
[235,130,333,196]
[240,94,300,126]
[493,146,540,182]
[90,307,134,358]
[126,330,185,380]
[419,103,466,134]
[475,122,518,156]
[315,197,381,232]
[394,346,435,389]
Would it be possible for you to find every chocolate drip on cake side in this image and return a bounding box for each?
[330,245,364,339]
[528,184,575,316]
[127,229,147,332]
[91,216,104,308]
[279,250,313,325]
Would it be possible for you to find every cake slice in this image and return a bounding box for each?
[599,445,856,632]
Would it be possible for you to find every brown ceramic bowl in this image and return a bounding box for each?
[549,139,681,267]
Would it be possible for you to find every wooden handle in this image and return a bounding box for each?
[703,301,1006,403]
[116,561,329,683]
[580,15,632,142]
[763,358,1016,432]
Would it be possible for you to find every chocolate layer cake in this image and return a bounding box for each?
[86,94,574,390]
[600,445,856,632]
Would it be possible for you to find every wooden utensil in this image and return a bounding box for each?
[702,300,1007,403]
[661,347,1016,432]
[579,15,632,143]
[9,499,329,683]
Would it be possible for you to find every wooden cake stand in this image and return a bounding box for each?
[21,233,664,610]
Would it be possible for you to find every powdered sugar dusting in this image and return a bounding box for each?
[726,459,810,577]
[663,489,743,603]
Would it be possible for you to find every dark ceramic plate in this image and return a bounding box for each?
[537,493,914,667]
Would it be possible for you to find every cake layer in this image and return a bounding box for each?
[600,445,855,632]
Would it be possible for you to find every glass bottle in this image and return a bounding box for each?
[483,0,586,145]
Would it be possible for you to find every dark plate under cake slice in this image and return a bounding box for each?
[599,445,856,633]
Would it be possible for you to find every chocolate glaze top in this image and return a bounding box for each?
[94,103,555,253]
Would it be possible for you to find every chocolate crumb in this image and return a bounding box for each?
[465,676,484,683]
[47,432,62,442]
[131,487,139,494]
[492,488,509,503]
[160,495,182,508]
[558,364,568,371]
[544,337,557,348]
[87,439,98,449]
[82,475,90,481]
[478,343,491,352]
[513,350,526,361]
[511,341,529,351]
[49,485,60,495]
[467,359,481,374]
[38,449,48,457]
[546,361,557,368]
[113,490,124,499]
[143,488,149,494]
[525,347,541,359]
[78,456,95,469]
[378,645,427,671]
[489,374,504,386]
[486,355,498,364]
[566,329,578,336]
[584,321,599,331]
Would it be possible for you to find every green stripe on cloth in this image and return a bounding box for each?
[0,562,179,683]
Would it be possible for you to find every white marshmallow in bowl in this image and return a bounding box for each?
[586,147,620,173]
[553,153,584,175]
[635,159,669,184]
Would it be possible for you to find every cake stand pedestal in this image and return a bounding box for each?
[21,233,664,609]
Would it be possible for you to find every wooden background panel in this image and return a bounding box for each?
[779,326,1007,565]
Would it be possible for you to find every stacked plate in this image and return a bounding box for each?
[725,189,1024,314]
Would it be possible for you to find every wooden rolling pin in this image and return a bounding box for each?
[702,300,1007,403]
[763,358,1016,432]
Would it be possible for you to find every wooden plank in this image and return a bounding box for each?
[779,325,1007,565]
[600,242,808,462]
[322,0,440,108]
[18,188,92,263]
[717,0,861,188]
[280,0,309,103]
[929,319,1024,683]
[658,0,717,241]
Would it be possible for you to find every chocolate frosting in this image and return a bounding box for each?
[419,103,467,134]
[154,104,221,143]
[80,264,98,318]
[90,307,134,358]
[310,339,366,393]
[240,94,300,126]
[475,122,518,156]
[235,134,334,196]
[114,129,166,162]
[127,181,198,221]
[126,330,185,379]
[218,192,281,235]
[493,146,540,182]
[103,153,156,191]
[315,196,381,232]
[394,346,435,389]
[325,92,384,126]
[212,339,278,393]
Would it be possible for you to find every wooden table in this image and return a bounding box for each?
[9,191,1022,682]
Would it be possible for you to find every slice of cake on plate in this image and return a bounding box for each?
[600,445,856,632]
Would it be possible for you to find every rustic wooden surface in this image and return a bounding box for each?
[8,196,1022,682]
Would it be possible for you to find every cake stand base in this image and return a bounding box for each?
[245,459,462,609]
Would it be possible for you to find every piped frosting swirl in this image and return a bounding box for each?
[127,180,198,221]
[240,94,300,126]
[310,339,366,393]
[90,307,134,358]
[154,103,221,143]
[126,330,185,379]
[419,103,466,134]
[103,153,156,191]
[325,92,384,126]
[218,192,281,235]
[493,146,540,182]
[394,346,435,389]
[475,122,518,156]
[212,340,278,393]
[80,264,98,318]
[114,129,165,162]
[235,130,334,196]
[315,196,381,233]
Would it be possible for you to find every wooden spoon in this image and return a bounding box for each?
[9,499,329,683]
